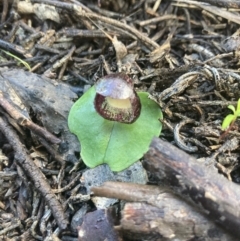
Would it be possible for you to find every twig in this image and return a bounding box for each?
[0,91,61,144]
[203,52,234,65]
[0,218,21,236]
[0,39,27,59]
[138,14,177,27]
[156,71,200,101]
[31,0,159,49]
[173,0,240,25]
[178,100,237,106]
[1,0,8,23]
[197,0,240,8]
[174,119,198,152]
[0,116,68,230]
[52,172,81,194]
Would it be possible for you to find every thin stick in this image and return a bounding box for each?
[0,116,68,230]
[0,91,61,144]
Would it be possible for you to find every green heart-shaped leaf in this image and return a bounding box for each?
[68,86,162,171]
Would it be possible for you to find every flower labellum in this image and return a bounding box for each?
[94,73,141,123]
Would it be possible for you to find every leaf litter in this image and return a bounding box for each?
[0,0,240,240]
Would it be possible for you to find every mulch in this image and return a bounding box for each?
[0,0,240,240]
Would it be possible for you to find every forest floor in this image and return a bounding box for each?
[0,0,240,240]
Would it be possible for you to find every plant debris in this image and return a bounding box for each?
[1,0,240,240]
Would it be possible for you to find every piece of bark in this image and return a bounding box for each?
[0,69,79,164]
[92,182,237,241]
[122,202,228,241]
[143,137,240,238]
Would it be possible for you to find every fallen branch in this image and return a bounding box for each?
[92,182,236,240]
[143,137,240,238]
